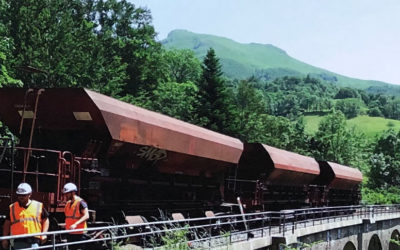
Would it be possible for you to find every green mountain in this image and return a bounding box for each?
[162,29,400,95]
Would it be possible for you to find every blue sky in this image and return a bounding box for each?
[132,0,400,85]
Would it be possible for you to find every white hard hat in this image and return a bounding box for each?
[16,183,32,195]
[63,183,77,194]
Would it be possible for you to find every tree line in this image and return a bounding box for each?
[1,0,399,204]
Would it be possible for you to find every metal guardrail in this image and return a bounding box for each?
[1,204,400,249]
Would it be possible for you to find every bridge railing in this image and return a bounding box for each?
[1,204,400,249]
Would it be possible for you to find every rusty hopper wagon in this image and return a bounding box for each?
[229,143,362,210]
[0,88,243,220]
[230,143,320,210]
[313,161,363,206]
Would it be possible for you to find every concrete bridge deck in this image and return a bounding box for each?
[210,209,400,249]
[1,205,400,249]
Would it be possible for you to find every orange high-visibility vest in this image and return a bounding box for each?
[10,200,43,237]
[65,196,87,234]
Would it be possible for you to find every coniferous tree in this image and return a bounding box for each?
[197,48,235,134]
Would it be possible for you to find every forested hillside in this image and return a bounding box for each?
[1,0,400,204]
[162,29,400,96]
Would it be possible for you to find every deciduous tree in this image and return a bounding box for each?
[311,111,366,166]
[126,81,200,124]
[162,49,201,83]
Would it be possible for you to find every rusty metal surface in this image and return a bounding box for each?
[262,144,320,185]
[327,162,363,181]
[0,88,106,131]
[0,88,243,167]
[326,161,363,189]
[238,143,319,186]
[262,144,320,175]
[85,89,243,164]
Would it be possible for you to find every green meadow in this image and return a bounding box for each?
[304,115,400,138]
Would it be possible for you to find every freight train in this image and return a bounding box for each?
[0,88,362,223]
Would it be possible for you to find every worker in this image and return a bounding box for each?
[1,183,49,249]
[63,183,89,249]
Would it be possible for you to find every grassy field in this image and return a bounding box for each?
[304,115,400,138]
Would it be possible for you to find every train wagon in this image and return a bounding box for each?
[228,143,363,211]
[0,88,243,220]
[313,161,363,206]
[228,143,321,210]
